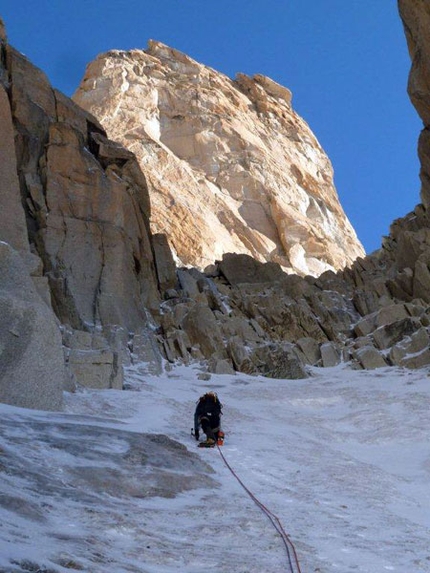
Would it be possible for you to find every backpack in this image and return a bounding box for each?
[196,392,222,416]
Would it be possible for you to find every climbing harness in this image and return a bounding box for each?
[216,444,302,573]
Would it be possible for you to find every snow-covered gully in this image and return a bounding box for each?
[0,363,429,572]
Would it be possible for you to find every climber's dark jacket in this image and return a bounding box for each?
[194,393,222,441]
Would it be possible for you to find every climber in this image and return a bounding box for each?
[194,392,224,448]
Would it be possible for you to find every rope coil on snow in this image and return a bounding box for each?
[217,445,302,573]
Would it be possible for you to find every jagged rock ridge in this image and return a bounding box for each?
[73,41,364,276]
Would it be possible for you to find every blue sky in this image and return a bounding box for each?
[1,1,422,254]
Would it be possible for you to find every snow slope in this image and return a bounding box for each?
[0,363,429,572]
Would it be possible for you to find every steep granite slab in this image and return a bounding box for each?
[0,243,65,410]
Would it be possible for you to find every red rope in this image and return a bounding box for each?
[217,445,302,573]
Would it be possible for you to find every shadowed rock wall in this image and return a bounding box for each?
[399,0,430,208]
[0,21,171,405]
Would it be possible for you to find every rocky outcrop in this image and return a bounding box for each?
[73,41,364,276]
[154,249,430,377]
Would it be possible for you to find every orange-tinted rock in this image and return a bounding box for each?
[74,41,365,276]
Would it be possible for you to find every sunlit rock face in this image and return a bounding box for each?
[74,41,364,276]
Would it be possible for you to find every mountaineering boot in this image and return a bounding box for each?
[217,431,225,446]
[198,438,216,448]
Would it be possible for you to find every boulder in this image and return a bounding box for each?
[354,304,411,338]
[352,289,380,316]
[227,336,252,372]
[163,330,192,364]
[354,314,378,338]
[0,243,65,410]
[386,268,414,300]
[220,316,261,344]
[171,302,193,328]
[177,268,200,298]
[66,348,122,390]
[296,337,321,365]
[130,329,164,375]
[353,346,388,370]
[181,304,226,359]
[196,276,229,314]
[234,289,328,343]
[219,253,285,285]
[405,300,428,318]
[400,347,430,369]
[389,327,430,365]
[309,291,357,339]
[372,317,422,350]
[249,344,308,379]
[62,328,124,389]
[207,358,236,375]
[152,233,178,293]
[376,303,411,327]
[413,256,430,302]
[320,342,341,368]
[352,336,373,348]
[249,318,266,339]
